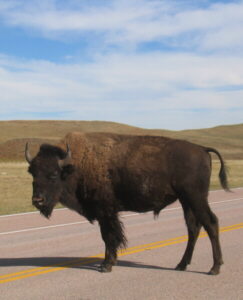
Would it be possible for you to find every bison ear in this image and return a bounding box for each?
[61,164,75,180]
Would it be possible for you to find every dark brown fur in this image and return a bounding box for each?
[26,132,229,274]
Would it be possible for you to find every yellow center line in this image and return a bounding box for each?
[1,222,242,284]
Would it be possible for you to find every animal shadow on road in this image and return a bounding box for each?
[0,257,206,275]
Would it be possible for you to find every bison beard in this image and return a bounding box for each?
[25,132,229,274]
[38,204,55,219]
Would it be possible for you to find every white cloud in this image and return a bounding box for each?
[1,0,243,51]
[0,0,155,30]
[0,51,243,129]
[0,1,243,129]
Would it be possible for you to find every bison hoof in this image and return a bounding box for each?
[208,263,222,275]
[99,264,112,273]
[208,268,220,275]
[175,264,187,271]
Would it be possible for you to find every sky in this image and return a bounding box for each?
[0,0,243,130]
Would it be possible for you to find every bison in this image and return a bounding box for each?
[25,132,229,274]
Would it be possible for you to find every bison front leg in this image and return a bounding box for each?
[98,215,127,273]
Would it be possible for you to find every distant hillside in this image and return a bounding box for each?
[0,121,242,161]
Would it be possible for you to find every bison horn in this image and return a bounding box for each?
[25,142,32,164]
[58,144,72,168]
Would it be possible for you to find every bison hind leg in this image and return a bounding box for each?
[176,200,201,271]
[178,192,223,275]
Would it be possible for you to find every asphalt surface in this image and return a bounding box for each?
[0,188,243,300]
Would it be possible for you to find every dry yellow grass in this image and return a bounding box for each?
[0,162,33,215]
[0,160,242,215]
[211,160,243,190]
[0,162,64,215]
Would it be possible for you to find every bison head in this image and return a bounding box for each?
[25,143,74,218]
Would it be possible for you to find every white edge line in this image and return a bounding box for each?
[1,187,243,219]
[0,221,88,236]
[0,208,67,218]
[0,197,243,236]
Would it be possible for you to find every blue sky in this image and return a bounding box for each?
[0,0,243,130]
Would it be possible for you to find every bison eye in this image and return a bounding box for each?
[47,171,59,180]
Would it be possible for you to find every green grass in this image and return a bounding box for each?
[0,160,242,216]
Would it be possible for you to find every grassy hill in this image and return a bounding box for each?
[0,120,243,161]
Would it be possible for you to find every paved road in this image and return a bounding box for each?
[0,188,243,300]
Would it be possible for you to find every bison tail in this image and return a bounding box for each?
[206,147,230,192]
